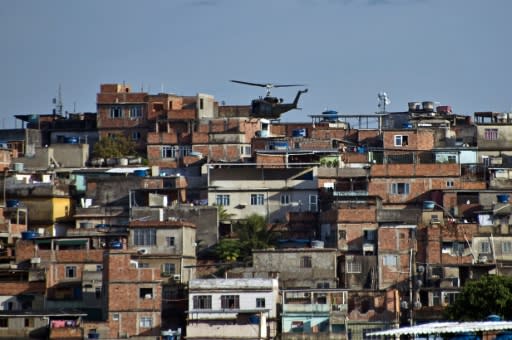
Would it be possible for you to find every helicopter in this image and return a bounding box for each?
[231,80,308,119]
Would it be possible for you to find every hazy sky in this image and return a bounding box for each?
[1,0,510,127]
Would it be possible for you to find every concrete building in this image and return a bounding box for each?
[208,166,319,223]
[187,278,279,340]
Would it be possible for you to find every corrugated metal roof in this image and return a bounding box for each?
[368,321,512,336]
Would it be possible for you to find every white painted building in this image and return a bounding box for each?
[186,278,279,339]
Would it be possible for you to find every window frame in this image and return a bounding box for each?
[300,256,312,268]
[484,128,498,141]
[65,265,77,278]
[110,106,123,118]
[193,295,212,310]
[391,182,410,195]
[280,193,291,205]
[250,193,265,206]
[394,135,409,147]
[133,228,157,246]
[139,316,153,328]
[221,295,240,309]
[256,297,266,308]
[216,194,230,206]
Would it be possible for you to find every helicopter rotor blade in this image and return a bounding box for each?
[273,84,306,88]
[230,80,269,88]
[231,80,306,89]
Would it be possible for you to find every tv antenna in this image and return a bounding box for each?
[376,92,390,135]
[377,92,390,113]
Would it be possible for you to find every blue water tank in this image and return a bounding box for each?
[109,241,122,249]
[6,199,20,208]
[21,231,39,240]
[271,141,288,150]
[402,122,413,129]
[322,110,338,122]
[497,194,509,203]
[248,315,260,324]
[133,169,148,177]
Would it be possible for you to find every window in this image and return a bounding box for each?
[65,266,77,278]
[382,255,398,268]
[300,256,312,268]
[131,131,141,141]
[394,135,409,146]
[112,313,120,321]
[502,241,512,254]
[166,236,175,247]
[162,263,176,275]
[363,230,376,242]
[199,98,204,110]
[484,128,498,141]
[480,241,491,254]
[346,260,362,273]
[193,295,212,309]
[129,106,143,119]
[0,318,7,328]
[391,183,410,195]
[24,318,33,327]
[110,106,122,118]
[221,295,240,309]
[240,145,251,156]
[133,228,156,246]
[432,291,441,306]
[95,287,102,299]
[162,146,177,159]
[446,180,454,188]
[256,298,266,308]
[447,155,457,163]
[443,292,459,305]
[317,282,330,289]
[251,194,265,206]
[96,265,103,271]
[338,230,346,240]
[452,242,465,256]
[216,194,230,206]
[140,316,153,328]
[139,288,153,299]
[280,194,290,205]
[309,194,318,212]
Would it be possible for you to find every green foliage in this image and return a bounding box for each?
[214,214,277,263]
[92,135,137,159]
[444,275,512,321]
[215,238,240,262]
[235,214,277,262]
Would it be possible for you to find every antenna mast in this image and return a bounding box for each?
[377,92,390,135]
[53,84,64,116]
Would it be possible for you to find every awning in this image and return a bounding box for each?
[367,321,512,337]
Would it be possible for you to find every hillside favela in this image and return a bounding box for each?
[2,82,512,340]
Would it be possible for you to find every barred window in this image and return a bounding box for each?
[300,256,312,268]
[193,295,212,309]
[484,128,498,141]
[221,295,240,309]
[133,229,157,246]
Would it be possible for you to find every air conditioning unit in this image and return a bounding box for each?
[173,274,181,281]
[144,294,152,299]
[478,255,488,263]
[30,257,41,264]
[137,248,148,255]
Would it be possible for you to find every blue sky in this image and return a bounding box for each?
[1,0,510,127]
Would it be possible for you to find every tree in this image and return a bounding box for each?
[235,214,277,262]
[444,275,512,321]
[92,135,137,159]
[215,239,240,262]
